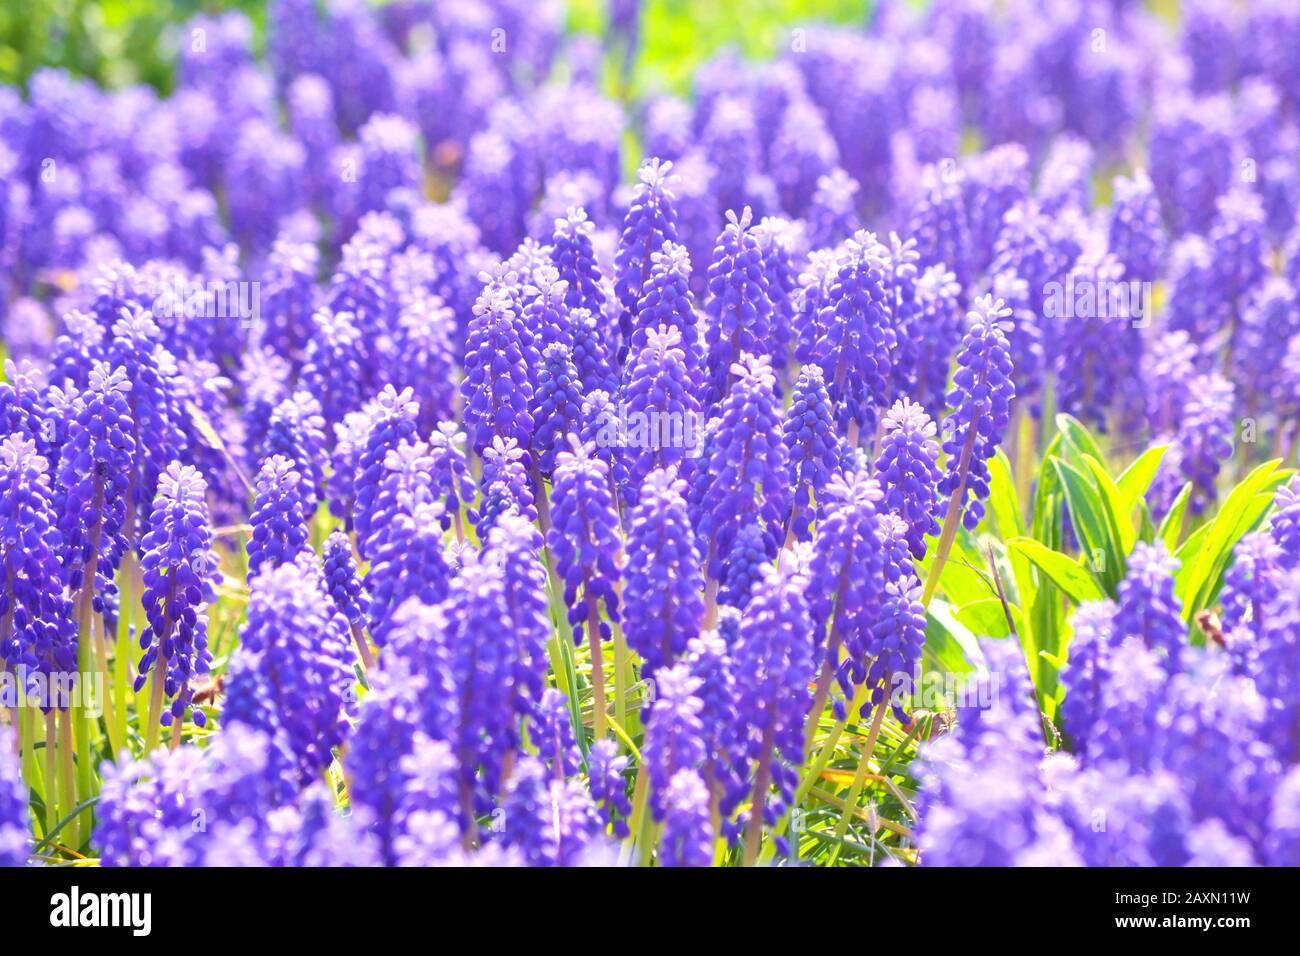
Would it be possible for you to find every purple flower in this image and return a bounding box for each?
[874,398,941,558]
[812,230,895,436]
[135,463,219,730]
[350,385,420,548]
[770,97,839,218]
[531,343,585,477]
[1058,600,1118,756]
[622,325,702,494]
[497,756,603,866]
[963,143,1030,275]
[659,769,713,867]
[478,436,537,525]
[624,467,703,678]
[55,363,135,597]
[782,363,839,542]
[703,208,775,409]
[587,738,631,839]
[1115,542,1186,672]
[1150,372,1235,517]
[1108,170,1167,283]
[1051,248,1140,433]
[643,663,707,814]
[263,390,328,515]
[461,287,535,453]
[908,163,971,292]
[695,353,788,578]
[532,688,581,780]
[0,729,28,865]
[615,158,681,326]
[551,207,607,317]
[0,435,74,695]
[806,168,862,250]
[938,295,1015,531]
[302,308,367,431]
[246,455,310,579]
[549,440,622,650]
[728,561,815,848]
[1270,478,1300,568]
[630,240,701,373]
[224,560,354,782]
[364,448,451,647]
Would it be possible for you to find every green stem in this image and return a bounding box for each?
[921,413,980,608]
[58,709,79,850]
[827,698,887,866]
[44,711,58,838]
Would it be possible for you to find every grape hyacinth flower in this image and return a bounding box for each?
[630,241,701,373]
[549,439,623,739]
[873,398,942,559]
[615,158,680,336]
[812,231,896,441]
[223,560,354,783]
[925,295,1014,606]
[806,168,862,251]
[622,325,702,495]
[623,467,704,679]
[246,456,310,579]
[350,385,420,549]
[461,287,535,454]
[703,207,774,410]
[1108,171,1167,283]
[1115,542,1186,672]
[781,363,839,543]
[659,769,713,867]
[322,529,373,669]
[695,353,788,582]
[730,561,814,864]
[531,343,586,478]
[587,738,632,839]
[135,463,218,748]
[0,729,27,865]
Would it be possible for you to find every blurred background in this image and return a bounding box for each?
[0,0,871,93]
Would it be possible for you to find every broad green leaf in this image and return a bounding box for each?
[1178,460,1289,619]
[986,450,1025,540]
[1054,414,1107,469]
[1158,482,1194,551]
[924,600,978,675]
[953,597,1026,639]
[1008,537,1107,603]
[1116,444,1169,512]
[1052,459,1123,594]
[1083,453,1137,555]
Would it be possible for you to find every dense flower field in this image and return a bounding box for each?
[1,0,1299,868]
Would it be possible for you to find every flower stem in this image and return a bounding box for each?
[827,697,887,865]
[921,412,981,609]
[584,587,608,741]
[58,709,79,850]
[742,721,776,866]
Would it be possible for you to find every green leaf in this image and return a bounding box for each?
[1054,414,1107,468]
[923,600,979,675]
[1158,482,1194,551]
[1082,453,1138,558]
[1116,444,1169,512]
[1175,461,1291,619]
[986,450,1025,540]
[1007,537,1107,603]
[953,597,1024,639]
[1052,459,1123,594]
